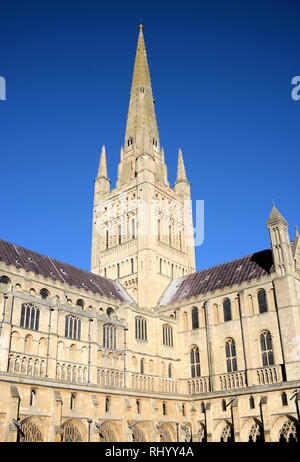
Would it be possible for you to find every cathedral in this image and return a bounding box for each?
[0,24,300,443]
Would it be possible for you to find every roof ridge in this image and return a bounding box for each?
[0,238,115,283]
[187,247,271,277]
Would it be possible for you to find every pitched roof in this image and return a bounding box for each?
[158,248,273,306]
[0,239,135,304]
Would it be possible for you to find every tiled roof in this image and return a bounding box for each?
[0,239,135,304]
[159,249,273,306]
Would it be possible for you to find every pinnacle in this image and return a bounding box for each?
[176,148,188,182]
[266,204,287,226]
[98,145,108,178]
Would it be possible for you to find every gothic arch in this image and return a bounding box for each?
[213,419,233,442]
[158,422,176,442]
[20,416,45,442]
[197,423,206,442]
[98,421,121,442]
[131,422,151,442]
[240,417,263,442]
[61,419,84,442]
[38,337,47,357]
[271,415,298,442]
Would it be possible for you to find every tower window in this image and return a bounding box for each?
[192,307,199,329]
[105,397,110,413]
[131,258,134,274]
[223,298,232,322]
[249,396,255,409]
[260,331,274,366]
[140,87,145,93]
[106,230,109,249]
[136,400,141,414]
[225,338,237,372]
[190,345,201,378]
[140,358,145,374]
[127,137,133,147]
[257,289,268,313]
[162,402,167,415]
[117,263,120,279]
[132,219,136,239]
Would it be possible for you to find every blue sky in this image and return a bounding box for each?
[0,0,299,273]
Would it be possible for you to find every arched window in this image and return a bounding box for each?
[65,315,81,340]
[30,388,36,406]
[118,225,122,244]
[140,358,145,374]
[76,299,84,309]
[257,289,268,313]
[103,324,117,349]
[157,219,161,241]
[260,331,274,366]
[40,288,49,299]
[223,298,232,322]
[70,393,76,410]
[281,392,288,406]
[20,304,40,331]
[106,230,109,249]
[135,316,147,341]
[249,396,255,409]
[132,219,136,240]
[190,346,200,378]
[192,307,199,330]
[0,275,10,284]
[168,363,172,378]
[222,399,226,412]
[163,324,173,347]
[107,307,114,317]
[131,258,134,274]
[225,338,237,372]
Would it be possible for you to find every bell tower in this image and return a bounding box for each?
[91,25,196,308]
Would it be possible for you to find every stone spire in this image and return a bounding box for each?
[176,148,188,182]
[266,203,287,226]
[124,24,160,156]
[97,145,108,178]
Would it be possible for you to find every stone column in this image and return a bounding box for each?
[231,399,241,442]
[260,396,271,442]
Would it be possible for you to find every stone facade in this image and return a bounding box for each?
[0,25,300,443]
